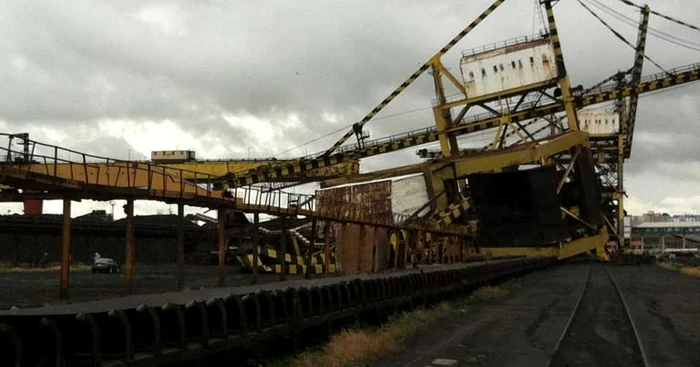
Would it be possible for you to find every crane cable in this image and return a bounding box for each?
[584,68,632,94]
[614,0,700,33]
[584,0,700,52]
[576,0,670,74]
[270,105,434,158]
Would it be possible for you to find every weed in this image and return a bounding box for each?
[281,280,517,367]
[658,262,700,278]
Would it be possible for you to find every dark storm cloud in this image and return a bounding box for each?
[0,0,699,214]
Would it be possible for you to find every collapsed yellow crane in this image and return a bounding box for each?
[221,0,699,262]
[1,0,698,267]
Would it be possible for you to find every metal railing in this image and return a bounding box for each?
[461,33,550,58]
[585,62,700,95]
[0,133,219,199]
[0,133,472,235]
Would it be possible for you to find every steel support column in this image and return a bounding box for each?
[279,216,287,281]
[59,198,71,300]
[617,135,625,246]
[252,213,259,284]
[125,199,135,294]
[543,0,580,131]
[306,219,317,279]
[177,203,185,291]
[218,207,227,287]
[323,222,331,275]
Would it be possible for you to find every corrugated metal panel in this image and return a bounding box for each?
[391,175,430,219]
[316,181,393,224]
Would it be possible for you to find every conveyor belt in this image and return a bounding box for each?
[0,257,556,366]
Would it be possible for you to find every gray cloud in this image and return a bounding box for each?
[0,0,699,215]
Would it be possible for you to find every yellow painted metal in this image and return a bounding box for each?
[445,131,588,179]
[438,79,557,111]
[480,228,609,260]
[13,159,358,185]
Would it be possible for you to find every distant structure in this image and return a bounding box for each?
[631,211,673,224]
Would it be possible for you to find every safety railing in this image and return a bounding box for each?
[0,133,220,200]
[0,133,470,235]
[461,33,550,58]
[584,62,700,95]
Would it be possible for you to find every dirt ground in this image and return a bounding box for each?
[0,264,296,309]
[379,260,700,367]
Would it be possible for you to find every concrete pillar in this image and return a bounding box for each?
[125,199,135,294]
[279,216,287,282]
[252,213,259,285]
[177,203,185,291]
[324,222,331,275]
[59,198,71,300]
[218,207,227,287]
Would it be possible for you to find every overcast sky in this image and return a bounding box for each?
[0,0,699,218]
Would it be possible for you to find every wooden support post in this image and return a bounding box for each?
[306,219,317,279]
[279,216,287,281]
[125,199,135,294]
[177,203,185,291]
[324,222,331,276]
[59,198,71,300]
[252,213,260,284]
[218,207,227,287]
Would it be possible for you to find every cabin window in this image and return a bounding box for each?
[499,64,504,71]
[469,71,474,80]
[518,60,523,68]
[530,56,535,65]
[481,68,486,77]
[493,65,498,73]
[511,61,516,69]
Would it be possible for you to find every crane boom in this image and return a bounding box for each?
[231,63,700,186]
[322,0,507,156]
[625,5,650,157]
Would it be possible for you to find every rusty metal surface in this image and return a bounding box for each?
[316,181,393,225]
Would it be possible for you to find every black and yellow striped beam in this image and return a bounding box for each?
[626,5,650,157]
[273,264,337,275]
[232,63,700,187]
[322,0,507,156]
[431,199,471,228]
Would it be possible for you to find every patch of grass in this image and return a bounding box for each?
[282,280,518,367]
[659,262,700,278]
[289,302,457,367]
[0,264,92,273]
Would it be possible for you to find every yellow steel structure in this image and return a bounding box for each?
[1,0,698,268]
[2,158,358,194]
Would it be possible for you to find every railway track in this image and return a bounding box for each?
[546,262,648,367]
[0,257,555,367]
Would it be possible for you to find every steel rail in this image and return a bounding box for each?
[545,263,649,367]
[604,264,649,367]
[544,262,592,367]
